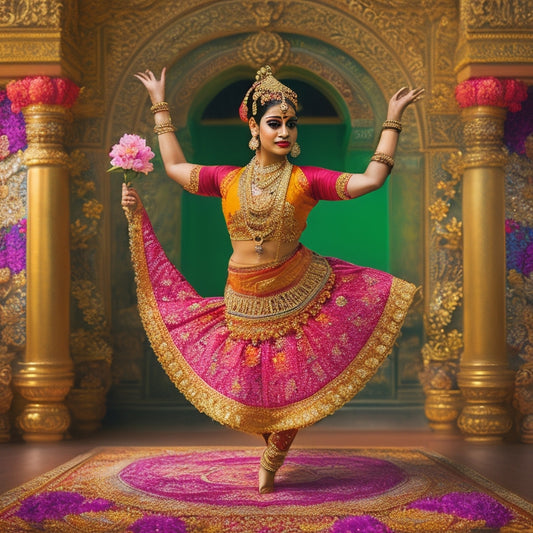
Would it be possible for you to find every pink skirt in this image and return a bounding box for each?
[127,208,416,433]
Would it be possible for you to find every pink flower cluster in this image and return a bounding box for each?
[455,77,528,112]
[109,134,155,176]
[6,76,80,113]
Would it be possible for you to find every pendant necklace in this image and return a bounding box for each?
[239,156,292,255]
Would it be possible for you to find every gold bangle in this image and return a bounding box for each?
[150,101,170,114]
[382,119,402,133]
[154,120,175,135]
[260,441,288,473]
[370,151,395,169]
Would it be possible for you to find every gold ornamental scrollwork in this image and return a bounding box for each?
[0,0,62,27]
[244,0,285,28]
[240,32,290,72]
[421,150,464,431]
[461,0,533,29]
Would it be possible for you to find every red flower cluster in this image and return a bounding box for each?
[455,77,528,112]
[6,76,80,113]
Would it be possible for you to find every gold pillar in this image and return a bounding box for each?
[457,105,514,442]
[13,104,74,442]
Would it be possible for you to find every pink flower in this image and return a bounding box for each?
[108,134,155,181]
[6,76,80,112]
[28,76,57,105]
[475,77,503,106]
[54,78,80,108]
[6,78,31,113]
[455,77,528,111]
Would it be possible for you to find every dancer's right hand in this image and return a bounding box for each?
[121,182,141,211]
[134,67,166,105]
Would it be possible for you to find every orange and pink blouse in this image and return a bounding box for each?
[186,164,352,244]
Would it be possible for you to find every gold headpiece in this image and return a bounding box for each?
[239,66,298,122]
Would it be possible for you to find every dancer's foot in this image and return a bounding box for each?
[258,465,275,494]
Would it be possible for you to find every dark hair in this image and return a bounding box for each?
[247,98,297,122]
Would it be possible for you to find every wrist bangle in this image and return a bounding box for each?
[154,120,175,135]
[370,151,395,171]
[150,101,170,114]
[382,119,402,133]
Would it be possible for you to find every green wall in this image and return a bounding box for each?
[180,120,390,297]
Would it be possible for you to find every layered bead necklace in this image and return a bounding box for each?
[239,156,292,255]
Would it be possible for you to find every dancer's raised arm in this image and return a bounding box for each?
[345,86,424,199]
[134,67,196,188]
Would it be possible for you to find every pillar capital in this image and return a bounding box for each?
[6,76,79,167]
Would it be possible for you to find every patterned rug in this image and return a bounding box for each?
[0,447,532,532]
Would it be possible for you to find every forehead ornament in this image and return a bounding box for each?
[239,65,298,122]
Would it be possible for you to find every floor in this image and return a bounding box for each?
[1,407,532,504]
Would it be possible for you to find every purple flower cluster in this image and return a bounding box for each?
[16,490,112,523]
[0,90,27,159]
[505,85,533,155]
[130,514,187,533]
[331,515,391,533]
[506,219,533,277]
[408,491,513,528]
[0,219,26,274]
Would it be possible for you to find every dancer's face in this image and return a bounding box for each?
[251,103,298,163]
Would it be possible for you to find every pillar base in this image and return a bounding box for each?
[520,414,533,444]
[457,366,514,442]
[67,388,107,436]
[13,362,73,442]
[424,389,463,433]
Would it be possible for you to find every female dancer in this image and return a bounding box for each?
[121,66,423,493]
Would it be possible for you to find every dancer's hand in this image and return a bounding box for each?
[134,67,166,104]
[387,86,425,121]
[121,182,141,212]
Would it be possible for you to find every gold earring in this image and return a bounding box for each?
[249,134,259,151]
[290,142,301,158]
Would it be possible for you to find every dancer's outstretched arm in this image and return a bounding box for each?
[134,67,196,188]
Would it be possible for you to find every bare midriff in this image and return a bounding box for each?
[229,239,300,267]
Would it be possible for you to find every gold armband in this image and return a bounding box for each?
[382,119,402,133]
[370,151,395,170]
[153,120,176,135]
[150,101,170,114]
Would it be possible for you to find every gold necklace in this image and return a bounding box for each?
[239,157,292,254]
[251,157,286,190]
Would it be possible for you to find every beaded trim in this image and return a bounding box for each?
[335,173,352,200]
[225,248,334,343]
[183,165,201,194]
[127,208,417,433]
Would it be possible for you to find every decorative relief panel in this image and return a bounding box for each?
[461,0,533,29]
[0,0,62,27]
